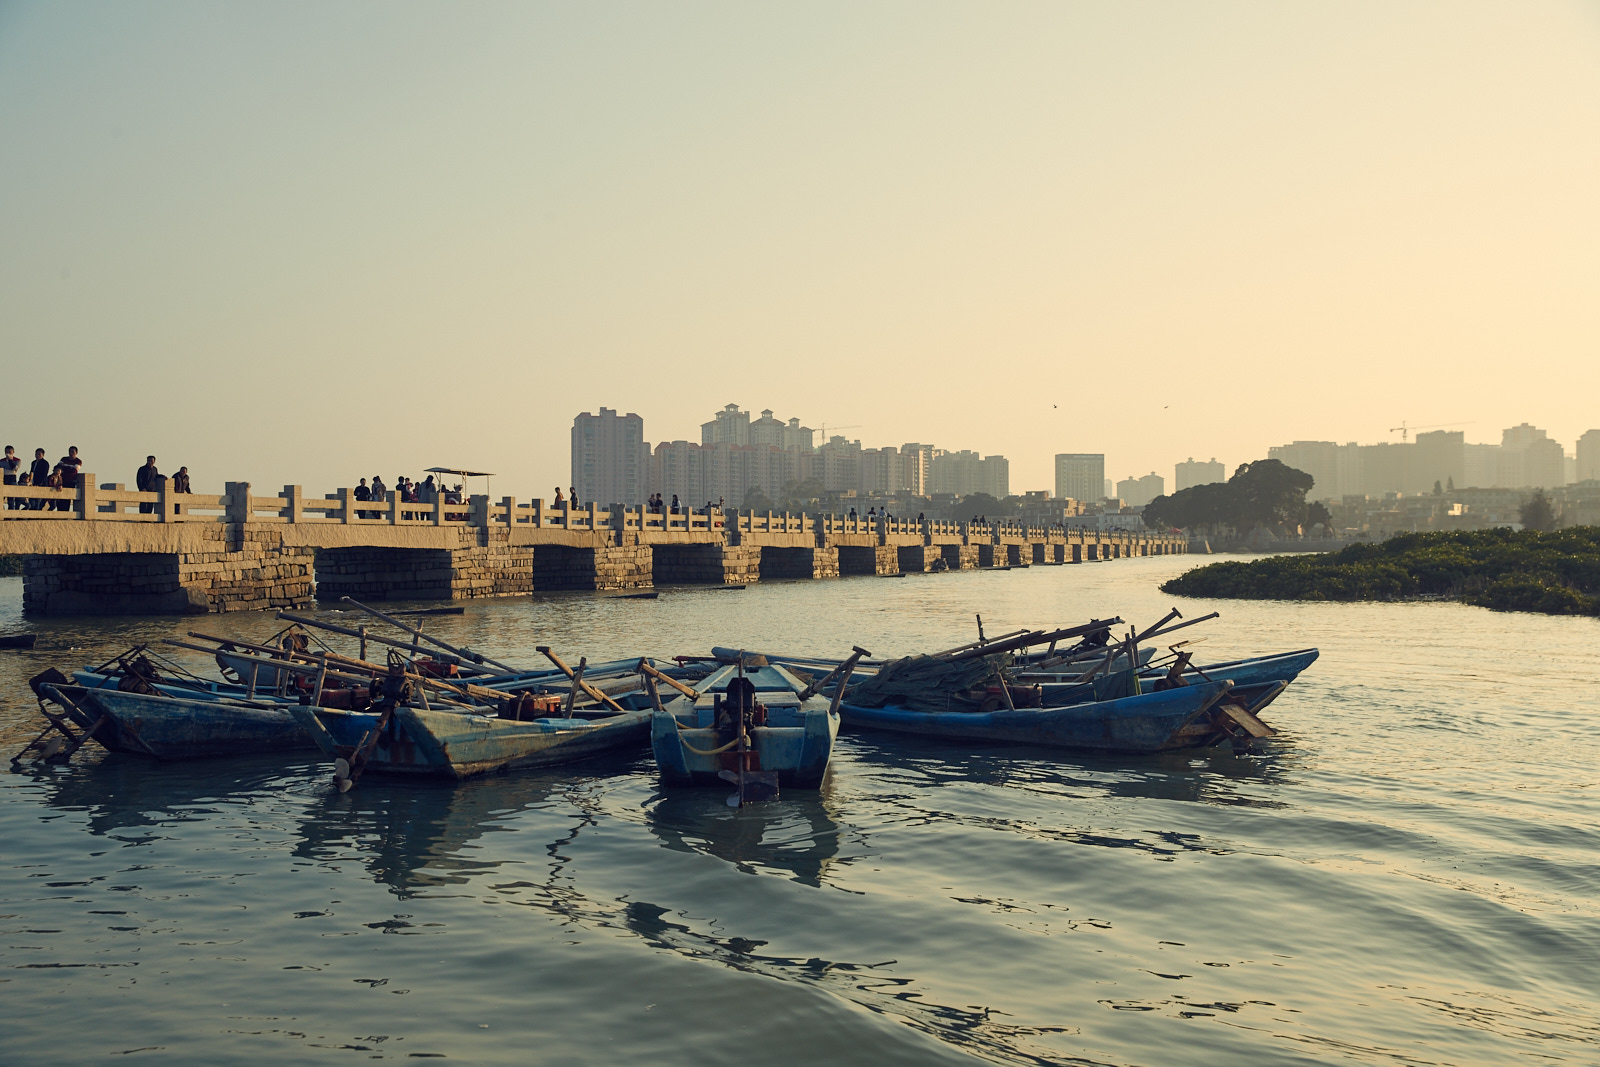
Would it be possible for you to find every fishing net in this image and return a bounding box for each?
[846,653,1014,713]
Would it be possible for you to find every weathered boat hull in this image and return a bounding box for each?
[650,663,841,789]
[1037,648,1319,705]
[839,680,1236,753]
[46,685,313,760]
[651,709,838,788]
[289,704,651,779]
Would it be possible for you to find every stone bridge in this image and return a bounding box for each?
[0,476,1184,614]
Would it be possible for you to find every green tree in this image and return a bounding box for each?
[1446,476,1455,491]
[740,487,777,512]
[1307,500,1332,529]
[1144,458,1315,533]
[1520,490,1556,532]
[959,492,1006,519]
[1229,459,1316,529]
[1433,480,1443,496]
[774,479,828,513]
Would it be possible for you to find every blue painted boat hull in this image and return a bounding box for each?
[289,704,651,779]
[1038,649,1318,706]
[651,663,840,789]
[51,685,313,760]
[839,680,1236,753]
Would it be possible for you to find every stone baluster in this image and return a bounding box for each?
[339,487,354,524]
[284,485,305,524]
[225,482,252,525]
[77,472,97,520]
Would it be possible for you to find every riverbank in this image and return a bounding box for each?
[1161,527,1600,615]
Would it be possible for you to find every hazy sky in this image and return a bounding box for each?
[3,2,1597,497]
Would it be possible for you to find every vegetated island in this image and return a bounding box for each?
[1161,527,1600,616]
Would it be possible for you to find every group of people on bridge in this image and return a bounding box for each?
[352,474,466,520]
[3,448,190,514]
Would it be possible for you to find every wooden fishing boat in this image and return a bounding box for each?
[649,656,864,803]
[838,679,1242,753]
[35,681,314,759]
[288,698,652,780]
[1036,648,1320,705]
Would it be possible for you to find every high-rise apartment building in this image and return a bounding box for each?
[900,444,936,496]
[1054,454,1105,503]
[702,403,751,445]
[1500,423,1565,488]
[1116,472,1165,507]
[1174,457,1225,492]
[929,450,1008,498]
[1268,441,1342,498]
[571,408,648,506]
[1578,429,1600,483]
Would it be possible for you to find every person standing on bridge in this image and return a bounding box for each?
[353,477,370,519]
[553,486,565,508]
[31,449,51,510]
[2,446,18,509]
[172,466,191,494]
[57,446,82,493]
[136,456,159,513]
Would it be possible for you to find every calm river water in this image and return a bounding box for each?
[2,558,1597,1065]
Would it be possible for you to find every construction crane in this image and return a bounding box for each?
[816,423,863,441]
[1389,420,1473,443]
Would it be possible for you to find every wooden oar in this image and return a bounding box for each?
[164,637,496,705]
[797,646,873,700]
[564,657,587,715]
[1141,612,1220,642]
[536,647,628,714]
[636,659,699,701]
[276,611,489,674]
[338,597,519,673]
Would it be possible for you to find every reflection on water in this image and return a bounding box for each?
[290,770,570,898]
[645,784,845,887]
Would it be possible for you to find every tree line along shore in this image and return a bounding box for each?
[1162,527,1600,616]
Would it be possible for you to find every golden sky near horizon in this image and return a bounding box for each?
[2,2,1597,497]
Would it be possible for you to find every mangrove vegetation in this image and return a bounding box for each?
[1161,527,1600,616]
